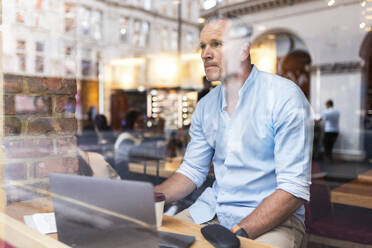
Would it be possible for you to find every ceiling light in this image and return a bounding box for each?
[328,0,335,6]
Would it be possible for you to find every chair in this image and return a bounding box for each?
[305,180,372,247]
[78,150,120,179]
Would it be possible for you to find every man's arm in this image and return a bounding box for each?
[232,189,304,239]
[155,101,214,204]
[154,173,196,204]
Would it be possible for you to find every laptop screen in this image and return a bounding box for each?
[49,174,158,248]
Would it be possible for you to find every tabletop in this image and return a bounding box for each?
[330,179,372,209]
[5,197,274,248]
[358,169,372,183]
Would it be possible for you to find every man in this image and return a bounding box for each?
[321,100,340,160]
[155,17,313,248]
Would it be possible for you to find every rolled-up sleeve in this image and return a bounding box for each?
[176,103,214,188]
[273,87,313,201]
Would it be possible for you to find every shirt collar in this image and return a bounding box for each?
[220,65,258,112]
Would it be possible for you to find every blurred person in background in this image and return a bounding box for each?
[94,114,116,145]
[114,110,145,178]
[320,99,340,160]
[77,107,98,148]
[94,114,116,166]
[155,16,313,248]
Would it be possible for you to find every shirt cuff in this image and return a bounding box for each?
[277,179,310,202]
[176,162,206,188]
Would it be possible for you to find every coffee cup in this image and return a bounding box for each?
[154,192,166,227]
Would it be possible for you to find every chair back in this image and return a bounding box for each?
[305,180,333,227]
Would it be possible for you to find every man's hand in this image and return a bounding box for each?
[234,189,304,239]
[154,173,196,204]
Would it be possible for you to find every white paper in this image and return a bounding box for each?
[24,212,57,234]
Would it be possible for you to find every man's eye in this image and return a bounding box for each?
[200,44,206,50]
[211,41,222,47]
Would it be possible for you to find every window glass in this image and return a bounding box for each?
[91,10,102,40]
[132,19,141,46]
[16,40,26,72]
[79,6,91,36]
[161,27,169,51]
[3,2,370,248]
[140,21,150,47]
[36,41,45,52]
[170,29,177,51]
[35,55,44,73]
[34,0,43,10]
[143,0,151,10]
[65,2,76,33]
[120,17,130,42]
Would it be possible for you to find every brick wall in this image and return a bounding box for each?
[3,74,78,202]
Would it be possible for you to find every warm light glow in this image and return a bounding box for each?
[361,1,366,7]
[137,86,145,92]
[153,57,178,82]
[328,0,335,6]
[251,37,277,74]
[203,0,217,10]
[257,25,266,31]
[107,52,205,89]
[121,70,134,88]
[150,89,158,95]
[198,18,205,23]
[257,57,276,73]
[360,22,366,29]
[110,57,145,66]
[181,53,201,61]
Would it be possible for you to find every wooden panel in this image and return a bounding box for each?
[330,179,372,209]
[6,196,274,248]
[358,169,372,183]
[129,157,182,178]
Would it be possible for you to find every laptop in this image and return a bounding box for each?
[49,173,195,248]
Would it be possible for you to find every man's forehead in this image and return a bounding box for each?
[200,19,230,41]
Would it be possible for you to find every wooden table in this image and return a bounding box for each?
[129,157,182,178]
[358,169,372,183]
[5,197,274,248]
[160,215,274,248]
[330,179,372,209]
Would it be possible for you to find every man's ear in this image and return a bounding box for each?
[241,43,250,62]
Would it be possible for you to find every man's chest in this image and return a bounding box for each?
[202,104,275,156]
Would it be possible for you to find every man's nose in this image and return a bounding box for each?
[201,46,212,60]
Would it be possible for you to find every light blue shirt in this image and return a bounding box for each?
[176,66,313,229]
[322,108,340,133]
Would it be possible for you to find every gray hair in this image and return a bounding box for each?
[203,15,252,44]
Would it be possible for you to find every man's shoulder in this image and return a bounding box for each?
[330,108,340,116]
[257,70,300,91]
[197,84,221,106]
[256,70,307,103]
